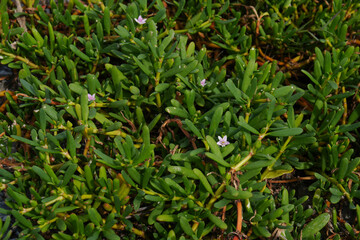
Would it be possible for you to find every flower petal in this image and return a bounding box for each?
[88,93,95,101]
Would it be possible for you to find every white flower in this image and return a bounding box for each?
[200,79,206,87]
[134,16,147,25]
[88,93,96,101]
[10,42,18,50]
[217,135,230,147]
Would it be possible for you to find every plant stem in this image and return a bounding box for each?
[154,57,163,107]
[206,183,226,209]
[320,171,352,203]
[0,49,44,69]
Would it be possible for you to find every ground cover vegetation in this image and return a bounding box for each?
[0,0,360,239]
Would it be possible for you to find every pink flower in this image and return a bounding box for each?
[88,93,95,101]
[217,135,230,147]
[134,16,147,25]
[200,79,206,87]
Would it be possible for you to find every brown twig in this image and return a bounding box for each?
[120,111,137,132]
[14,0,28,33]
[232,201,243,240]
[0,90,15,97]
[257,46,285,65]
[156,118,197,150]
[220,206,227,239]
[0,91,17,112]
[347,39,360,46]
[83,137,91,157]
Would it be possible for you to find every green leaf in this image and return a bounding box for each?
[157,214,179,222]
[179,216,195,236]
[66,130,76,160]
[193,168,214,196]
[165,107,189,118]
[273,85,295,98]
[31,27,44,46]
[159,30,175,56]
[19,80,38,97]
[95,149,120,169]
[337,157,348,180]
[302,213,330,239]
[301,70,320,87]
[242,54,256,92]
[103,7,111,35]
[87,230,100,240]
[80,90,89,124]
[225,79,245,103]
[39,108,46,131]
[268,128,303,137]
[168,166,199,179]
[164,178,187,196]
[336,122,360,133]
[84,165,95,191]
[87,74,98,94]
[10,135,39,147]
[43,104,58,121]
[324,51,332,74]
[54,206,79,214]
[153,7,166,23]
[0,169,14,180]
[11,210,33,229]
[207,211,227,230]
[205,135,222,157]
[315,47,324,66]
[161,64,184,78]
[155,83,170,92]
[287,106,295,128]
[130,86,140,95]
[253,225,271,238]
[179,60,198,77]
[205,152,230,167]
[32,166,52,182]
[88,208,102,226]
[261,168,294,180]
[209,107,223,136]
[238,116,259,134]
[184,119,203,139]
[132,56,152,76]
[0,216,10,238]
[288,136,316,147]
[61,163,78,187]
[94,112,112,125]
[43,164,59,184]
[7,187,29,204]
[121,170,136,187]
[108,100,128,108]
[221,185,252,199]
[69,44,91,62]
[148,202,164,225]
[265,92,276,122]
[127,167,141,184]
[243,159,275,170]
[103,229,120,240]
